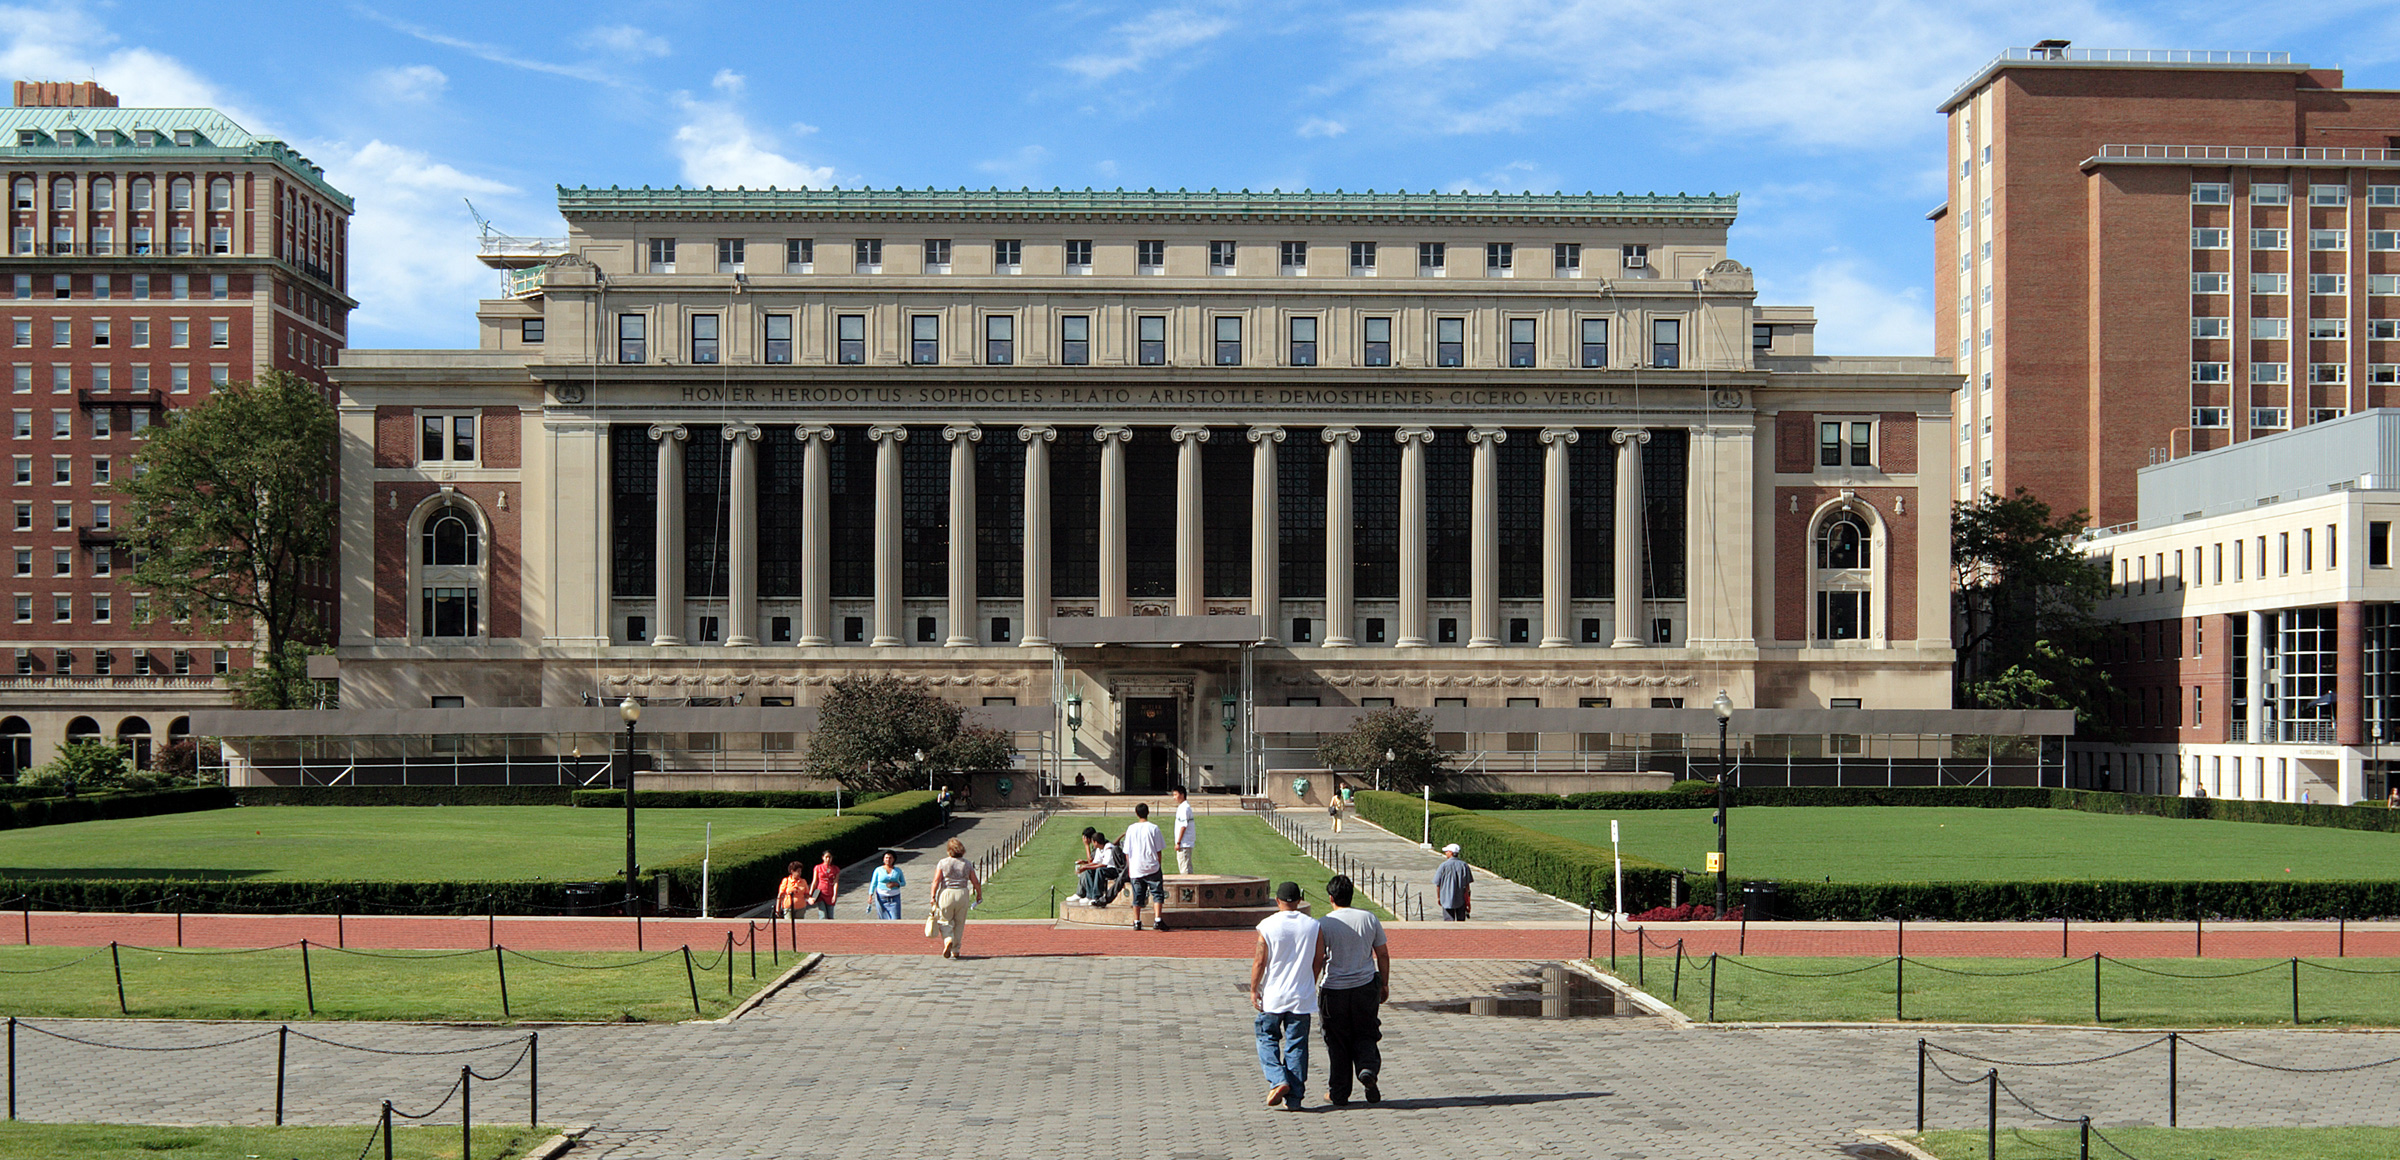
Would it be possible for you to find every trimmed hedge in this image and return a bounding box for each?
[1770,879,2400,922]
[570,789,890,810]
[0,877,619,916]
[649,790,940,909]
[0,786,234,830]
[1437,785,2400,834]
[232,785,576,807]
[1349,791,1682,912]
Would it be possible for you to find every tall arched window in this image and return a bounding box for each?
[168,177,191,211]
[91,177,112,211]
[116,716,152,771]
[0,717,28,780]
[129,177,152,211]
[207,178,231,212]
[11,178,32,210]
[50,178,72,211]
[64,716,100,745]
[1813,509,1876,643]
[422,510,480,566]
[414,499,487,640]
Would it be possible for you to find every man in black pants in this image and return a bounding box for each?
[1316,874,1389,1105]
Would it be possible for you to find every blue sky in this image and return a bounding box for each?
[10,1,2399,352]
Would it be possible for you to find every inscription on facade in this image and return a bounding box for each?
[668,384,1651,409]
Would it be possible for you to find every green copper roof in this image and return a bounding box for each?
[0,107,351,210]
[557,185,1738,225]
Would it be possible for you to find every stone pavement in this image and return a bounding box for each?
[1278,803,1592,921]
[12,955,2400,1159]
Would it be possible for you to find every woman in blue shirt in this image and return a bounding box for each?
[870,851,907,919]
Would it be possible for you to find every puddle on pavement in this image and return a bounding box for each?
[1412,965,1619,1019]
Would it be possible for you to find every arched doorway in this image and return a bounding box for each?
[0,717,28,781]
[117,717,152,771]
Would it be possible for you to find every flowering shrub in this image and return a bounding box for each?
[1628,903,1743,922]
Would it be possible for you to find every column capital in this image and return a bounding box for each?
[795,424,835,443]
[1540,426,1581,446]
[1247,425,1286,444]
[1170,424,1211,444]
[1467,426,1507,445]
[1612,427,1652,447]
[648,423,688,443]
[868,424,909,443]
[1395,426,1436,446]
[1322,426,1361,444]
[1093,425,1134,444]
[943,423,983,443]
[722,421,761,443]
[1019,424,1057,443]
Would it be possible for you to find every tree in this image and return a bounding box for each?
[116,372,336,709]
[1952,488,2118,731]
[20,739,130,795]
[1316,707,1451,792]
[804,675,1016,792]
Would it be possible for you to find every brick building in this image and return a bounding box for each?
[1938,43,2400,527]
[0,82,351,774]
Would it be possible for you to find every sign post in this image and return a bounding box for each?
[1611,819,1623,920]
[1420,786,1433,849]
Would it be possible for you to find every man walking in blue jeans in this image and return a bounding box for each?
[1248,880,1326,1111]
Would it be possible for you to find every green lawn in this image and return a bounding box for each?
[0,944,773,1021]
[1918,1127,2400,1160]
[1510,806,2400,882]
[1622,954,2400,1027]
[978,815,1396,920]
[0,1123,553,1160]
[0,806,829,881]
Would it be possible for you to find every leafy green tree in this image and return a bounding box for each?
[116,372,337,709]
[21,739,130,795]
[1316,706,1451,792]
[1953,488,2118,731]
[804,675,1016,792]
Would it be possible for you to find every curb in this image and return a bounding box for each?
[715,952,823,1022]
[523,1124,591,1159]
[1857,1130,1940,1159]
[1573,962,1692,1027]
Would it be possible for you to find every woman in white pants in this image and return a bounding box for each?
[926,837,983,959]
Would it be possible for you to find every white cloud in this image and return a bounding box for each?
[0,5,257,122]
[976,144,1051,183]
[355,8,623,86]
[1448,159,1556,194]
[307,139,540,348]
[1061,7,1232,80]
[711,69,745,96]
[370,64,448,103]
[578,23,670,59]
[1296,117,1346,138]
[1769,258,1936,357]
[670,90,836,189]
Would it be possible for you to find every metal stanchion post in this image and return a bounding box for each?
[274,1024,287,1125]
[726,932,736,996]
[300,939,315,1016]
[110,941,125,1014]
[1707,952,1718,1022]
[2093,953,2102,1023]
[496,946,510,1018]
[460,1065,471,1160]
[1986,1070,1998,1160]
[2168,1032,2178,1126]
[528,1032,539,1128]
[382,1101,394,1160]
[683,946,700,1015]
[1915,1039,1925,1132]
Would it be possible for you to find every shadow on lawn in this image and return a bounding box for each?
[0,867,276,881]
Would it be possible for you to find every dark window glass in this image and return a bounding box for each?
[1651,317,1680,368]
[610,426,656,597]
[691,314,719,364]
[991,617,1012,642]
[1580,318,1608,368]
[917,616,937,642]
[1819,421,1842,467]
[837,314,865,364]
[1508,318,1535,367]
[759,427,805,597]
[452,416,474,461]
[1353,429,1400,599]
[1437,617,1458,644]
[911,315,939,365]
[1291,617,1313,643]
[1568,432,1615,599]
[1425,429,1471,599]
[422,587,477,637]
[1509,617,1529,644]
[976,436,1025,597]
[1051,429,1099,597]
[521,319,543,344]
[1289,317,1317,366]
[420,415,443,462]
[1497,431,1541,597]
[1363,317,1390,367]
[1125,430,1176,599]
[1202,429,1250,597]
[1214,316,1242,366]
[1818,513,1869,570]
[1138,316,1166,365]
[985,315,1014,365]
[2372,521,2392,568]
[1850,421,1872,467]
[771,616,792,642]
[1278,430,1327,598]
[682,425,729,596]
[1580,617,1601,643]
[902,427,949,597]
[844,616,865,642]
[1437,317,1463,367]
[764,314,792,364]
[1059,315,1089,365]
[617,314,645,364]
[422,510,479,566]
[1642,429,1688,599]
[829,428,875,597]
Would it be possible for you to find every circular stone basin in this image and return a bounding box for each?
[1164,874,1270,910]
[1058,873,1308,927]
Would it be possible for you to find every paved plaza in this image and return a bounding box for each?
[13,955,2400,1159]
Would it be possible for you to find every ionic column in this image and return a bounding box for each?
[1172,424,1209,617]
[1019,426,1057,646]
[722,422,762,646]
[1612,427,1651,648]
[1539,427,1579,648]
[944,425,981,646]
[1394,427,1434,647]
[1322,427,1360,647]
[796,425,834,646]
[1248,426,1284,643]
[869,424,907,647]
[648,424,688,646]
[1096,426,1132,618]
[1467,426,1505,648]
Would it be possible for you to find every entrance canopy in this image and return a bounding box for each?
[1045,615,1264,647]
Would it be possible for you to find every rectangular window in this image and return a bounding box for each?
[1209,240,1236,274]
[49,410,67,439]
[2193,228,2230,249]
[2252,363,2289,385]
[1138,316,1166,365]
[420,413,476,463]
[993,238,1022,273]
[1651,318,1681,367]
[646,238,676,273]
[2311,230,2348,251]
[853,238,882,273]
[984,315,1014,365]
[2253,182,2290,205]
[1059,315,1089,365]
[763,314,792,364]
[2251,228,2288,250]
[2372,522,2391,568]
[785,238,813,273]
[2191,182,2232,204]
[922,238,951,274]
[617,314,646,363]
[1554,242,1581,276]
[2252,406,2289,429]
[2311,183,2350,206]
[2372,231,2400,252]
[2374,275,2400,295]
[130,320,149,348]
[2311,274,2349,297]
[2251,317,2288,340]
[1288,317,1317,366]
[1417,241,1445,276]
[1064,239,1092,273]
[716,237,744,273]
[2311,363,2348,385]
[910,315,939,365]
[689,314,719,364]
[519,318,543,345]
[1754,323,1774,352]
[1136,239,1163,274]
[1430,317,1464,367]
[1508,318,1535,367]
[1279,240,1307,275]
[1622,243,1648,270]
[1581,318,1608,367]
[837,314,865,364]
[1214,316,1242,365]
[421,585,480,637]
[2191,406,2229,429]
[2193,272,2230,294]
[1362,317,1391,367]
[1485,241,1513,276]
[1348,241,1375,276]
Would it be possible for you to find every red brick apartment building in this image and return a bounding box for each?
[0,82,351,773]
[1938,42,2400,527]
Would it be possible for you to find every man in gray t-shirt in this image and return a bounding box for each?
[1316,874,1389,1105]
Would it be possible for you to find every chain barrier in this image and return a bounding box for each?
[1716,955,1899,978]
[1927,1037,2171,1069]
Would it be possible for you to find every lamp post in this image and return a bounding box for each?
[917,747,930,795]
[1712,689,1732,920]
[620,696,642,918]
[1064,693,1083,786]
[1380,747,1394,794]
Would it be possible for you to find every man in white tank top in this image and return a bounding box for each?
[1248,880,1326,1111]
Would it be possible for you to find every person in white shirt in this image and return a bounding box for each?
[1120,803,1167,930]
[1316,874,1389,1105]
[1248,880,1327,1111]
[1172,787,1197,875]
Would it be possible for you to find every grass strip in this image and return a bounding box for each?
[0,1121,554,1159]
[1917,1126,2400,1160]
[979,815,1396,920]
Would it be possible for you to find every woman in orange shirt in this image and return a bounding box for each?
[776,861,808,919]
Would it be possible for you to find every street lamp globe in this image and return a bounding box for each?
[620,696,642,724]
[1713,689,1732,720]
